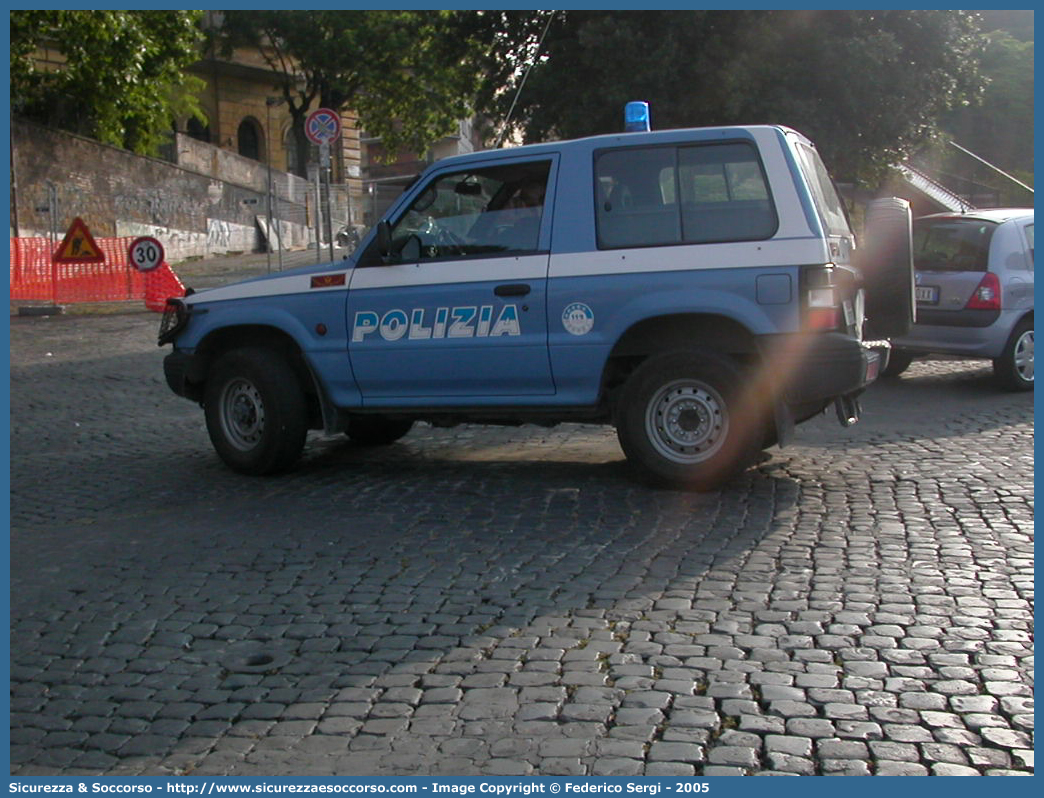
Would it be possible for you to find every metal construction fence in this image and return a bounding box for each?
[10,236,185,311]
[362,179,413,227]
[264,180,360,254]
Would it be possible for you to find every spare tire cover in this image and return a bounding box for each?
[857,197,916,339]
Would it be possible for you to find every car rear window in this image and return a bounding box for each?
[913,218,997,272]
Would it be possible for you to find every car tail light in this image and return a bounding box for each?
[965,272,1002,310]
[802,265,841,331]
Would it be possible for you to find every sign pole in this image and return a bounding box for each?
[266,172,273,274]
[51,246,58,306]
[328,172,334,263]
[314,171,322,264]
[276,187,284,273]
[321,142,334,262]
[48,183,58,305]
[305,108,342,264]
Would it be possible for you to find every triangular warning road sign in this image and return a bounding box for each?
[54,217,106,263]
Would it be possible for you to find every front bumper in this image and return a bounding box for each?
[164,349,206,402]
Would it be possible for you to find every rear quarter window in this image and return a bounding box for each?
[595,141,777,249]
[795,143,849,237]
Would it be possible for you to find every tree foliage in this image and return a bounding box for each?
[10,10,206,155]
[218,10,545,175]
[500,11,985,186]
[938,29,1034,199]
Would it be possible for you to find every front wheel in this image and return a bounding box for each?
[204,347,308,474]
[993,318,1034,391]
[616,351,766,490]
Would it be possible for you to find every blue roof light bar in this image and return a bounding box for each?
[624,101,650,132]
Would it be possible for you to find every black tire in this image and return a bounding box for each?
[993,318,1034,392]
[345,415,414,446]
[882,348,914,378]
[858,197,916,339]
[616,351,766,490]
[204,347,308,475]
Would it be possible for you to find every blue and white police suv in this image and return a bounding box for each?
[159,108,913,489]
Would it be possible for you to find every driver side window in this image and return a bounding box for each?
[384,160,551,262]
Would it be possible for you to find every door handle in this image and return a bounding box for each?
[494,283,531,297]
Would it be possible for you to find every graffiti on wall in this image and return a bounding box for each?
[206,219,257,253]
[14,120,315,261]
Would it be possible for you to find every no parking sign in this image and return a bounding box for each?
[305,108,342,145]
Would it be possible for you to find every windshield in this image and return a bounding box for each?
[913,218,997,272]
[795,142,849,236]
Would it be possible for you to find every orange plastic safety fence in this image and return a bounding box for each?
[9,236,185,311]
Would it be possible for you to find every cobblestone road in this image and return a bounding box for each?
[10,312,1034,777]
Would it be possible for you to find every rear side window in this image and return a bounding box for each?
[596,147,679,248]
[678,144,776,243]
[913,219,996,272]
[595,142,776,249]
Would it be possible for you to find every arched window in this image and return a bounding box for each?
[284,125,300,176]
[186,117,210,143]
[237,118,262,161]
[284,125,317,178]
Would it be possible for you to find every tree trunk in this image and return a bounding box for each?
[289,114,310,179]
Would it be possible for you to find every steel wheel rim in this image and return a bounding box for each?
[220,378,265,451]
[645,379,728,464]
[1013,329,1034,382]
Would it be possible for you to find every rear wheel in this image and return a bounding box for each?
[345,415,414,446]
[993,318,1034,391]
[882,348,914,378]
[204,347,308,474]
[616,351,765,490]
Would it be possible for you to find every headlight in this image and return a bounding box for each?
[158,298,189,346]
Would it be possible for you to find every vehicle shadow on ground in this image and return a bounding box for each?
[11,438,803,774]
[793,360,1034,452]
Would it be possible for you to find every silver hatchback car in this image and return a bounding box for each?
[886,208,1034,390]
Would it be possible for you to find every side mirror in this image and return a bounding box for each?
[400,234,422,263]
[376,221,391,256]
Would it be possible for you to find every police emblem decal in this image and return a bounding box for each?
[562,302,595,336]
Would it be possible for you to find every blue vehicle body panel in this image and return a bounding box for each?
[168,123,869,420]
[346,266,555,402]
[545,267,801,404]
[177,289,362,408]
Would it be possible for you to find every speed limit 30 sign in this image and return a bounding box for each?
[129,236,165,272]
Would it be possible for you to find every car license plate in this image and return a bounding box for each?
[915,285,939,304]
